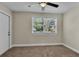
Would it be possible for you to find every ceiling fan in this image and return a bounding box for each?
[27,2,59,11]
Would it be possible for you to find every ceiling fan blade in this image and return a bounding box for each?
[27,3,39,7]
[47,2,59,8]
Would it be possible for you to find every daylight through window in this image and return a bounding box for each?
[32,17,57,33]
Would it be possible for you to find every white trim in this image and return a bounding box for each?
[10,43,79,54]
[63,43,79,54]
[12,43,63,47]
[0,48,9,56]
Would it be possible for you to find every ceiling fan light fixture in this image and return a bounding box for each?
[40,2,47,7]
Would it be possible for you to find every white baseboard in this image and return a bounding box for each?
[12,43,63,47]
[0,48,9,56]
[11,43,79,54]
[1,43,79,55]
[63,43,79,54]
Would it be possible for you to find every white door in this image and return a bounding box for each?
[0,12,10,55]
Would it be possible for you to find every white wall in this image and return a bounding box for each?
[12,12,63,45]
[0,4,11,16]
[63,7,79,52]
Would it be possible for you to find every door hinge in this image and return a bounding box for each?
[8,32,10,36]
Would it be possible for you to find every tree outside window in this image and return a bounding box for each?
[32,17,57,33]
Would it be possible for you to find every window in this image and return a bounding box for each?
[32,17,57,34]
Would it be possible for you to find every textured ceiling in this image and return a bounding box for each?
[1,2,79,13]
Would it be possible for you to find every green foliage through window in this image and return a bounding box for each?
[32,17,57,33]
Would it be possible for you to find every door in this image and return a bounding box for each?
[0,12,10,55]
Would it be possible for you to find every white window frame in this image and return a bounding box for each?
[32,16,57,34]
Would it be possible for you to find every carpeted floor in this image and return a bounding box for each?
[1,45,79,57]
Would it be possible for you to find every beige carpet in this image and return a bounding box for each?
[1,45,79,57]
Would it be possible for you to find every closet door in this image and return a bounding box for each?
[0,12,10,55]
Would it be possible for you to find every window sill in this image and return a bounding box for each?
[32,31,57,35]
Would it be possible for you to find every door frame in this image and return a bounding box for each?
[0,11,11,48]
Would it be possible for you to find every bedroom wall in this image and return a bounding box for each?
[0,4,11,16]
[12,12,63,45]
[63,7,79,52]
